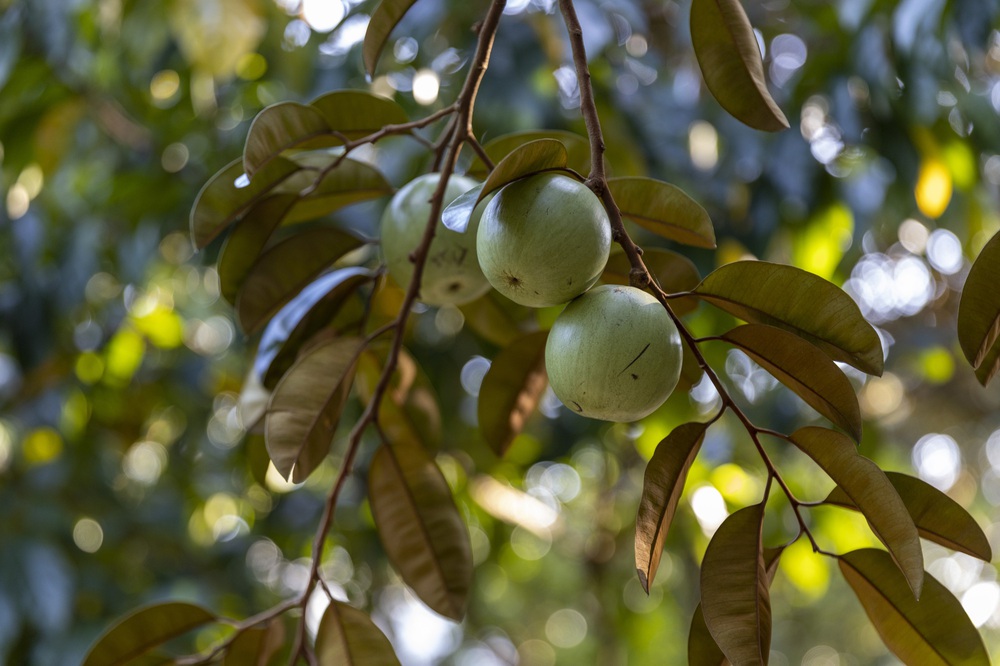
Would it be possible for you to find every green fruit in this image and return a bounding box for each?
[545,285,682,422]
[381,173,491,306]
[476,172,611,307]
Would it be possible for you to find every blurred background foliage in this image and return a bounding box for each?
[2,0,1000,663]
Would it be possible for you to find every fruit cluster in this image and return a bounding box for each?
[382,171,682,422]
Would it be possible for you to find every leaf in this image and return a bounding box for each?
[363,0,421,76]
[218,194,297,304]
[958,230,1000,386]
[82,601,216,666]
[477,330,549,456]
[440,183,484,233]
[283,158,394,224]
[721,324,862,441]
[256,267,374,389]
[315,601,401,665]
[223,618,287,666]
[690,0,789,132]
[235,228,367,334]
[458,292,526,347]
[826,472,992,562]
[466,130,591,179]
[607,177,716,249]
[244,102,332,177]
[840,549,991,666]
[635,421,709,592]
[369,437,472,621]
[602,248,701,316]
[790,427,923,597]
[265,337,364,483]
[689,547,784,666]
[700,503,771,666]
[476,139,575,205]
[190,157,301,248]
[694,261,884,375]
[310,90,408,140]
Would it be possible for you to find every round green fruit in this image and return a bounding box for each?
[545,285,682,422]
[476,172,611,307]
[381,173,492,306]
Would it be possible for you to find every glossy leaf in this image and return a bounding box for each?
[721,324,862,441]
[218,194,297,303]
[440,183,484,233]
[256,267,374,389]
[694,261,884,375]
[369,437,472,620]
[466,130,590,179]
[607,177,716,248]
[602,248,700,315]
[690,0,789,132]
[689,547,783,666]
[477,330,549,456]
[82,601,216,666]
[958,230,1000,386]
[223,619,286,666]
[315,601,401,666]
[840,549,990,666]
[458,292,526,347]
[790,427,923,596]
[826,472,992,561]
[283,157,393,224]
[310,90,408,140]
[476,139,575,205]
[700,504,770,666]
[235,228,367,334]
[190,157,301,248]
[635,421,709,592]
[265,337,363,482]
[363,0,421,76]
[244,102,331,176]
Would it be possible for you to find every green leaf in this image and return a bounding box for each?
[840,549,991,666]
[466,130,591,179]
[282,157,394,224]
[363,0,421,76]
[826,472,992,562]
[369,438,472,621]
[477,330,549,456]
[607,177,716,249]
[223,619,287,666]
[458,292,527,347]
[218,194,297,304]
[235,228,367,334]
[690,0,789,132]
[244,102,332,177]
[721,324,862,441]
[790,427,923,597]
[476,139,576,205]
[958,230,1000,386]
[700,503,771,666]
[190,157,301,248]
[689,547,783,666]
[602,248,701,315]
[693,261,884,375]
[310,90,408,140]
[256,267,374,389]
[82,601,216,666]
[315,601,401,666]
[440,183,484,233]
[635,421,709,592]
[265,337,364,483]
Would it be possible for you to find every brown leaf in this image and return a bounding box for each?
[607,177,716,249]
[477,330,549,456]
[82,602,216,666]
[958,230,1000,386]
[314,601,401,665]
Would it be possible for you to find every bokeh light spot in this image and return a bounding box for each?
[73,518,104,553]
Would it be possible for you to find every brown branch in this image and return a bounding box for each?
[557,0,826,554]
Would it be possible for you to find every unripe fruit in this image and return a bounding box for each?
[381,173,491,306]
[545,285,682,422]
[476,173,611,307]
